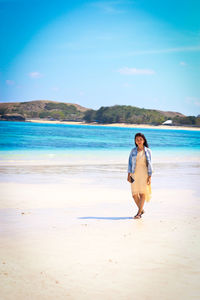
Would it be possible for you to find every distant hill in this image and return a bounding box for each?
[156,110,184,118]
[84,105,186,125]
[0,100,199,126]
[0,100,89,121]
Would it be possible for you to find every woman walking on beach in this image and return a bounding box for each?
[127,133,153,219]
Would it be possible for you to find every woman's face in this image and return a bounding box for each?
[135,136,145,147]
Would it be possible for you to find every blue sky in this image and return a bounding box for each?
[0,0,200,116]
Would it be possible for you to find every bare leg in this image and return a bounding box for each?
[132,194,140,209]
[132,193,145,213]
[138,193,145,214]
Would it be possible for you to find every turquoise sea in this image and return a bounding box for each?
[0,120,200,155]
[0,121,200,190]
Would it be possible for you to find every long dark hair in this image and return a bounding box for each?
[135,132,149,148]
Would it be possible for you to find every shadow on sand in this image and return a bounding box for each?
[78,216,133,220]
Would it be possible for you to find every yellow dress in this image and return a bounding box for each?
[130,150,151,202]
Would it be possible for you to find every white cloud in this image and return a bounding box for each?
[194,101,200,107]
[6,80,15,85]
[127,45,200,56]
[90,1,127,14]
[118,67,155,75]
[96,34,113,40]
[180,61,187,66]
[122,82,133,87]
[186,97,200,107]
[152,98,160,104]
[58,42,78,49]
[29,72,43,78]
[51,87,59,91]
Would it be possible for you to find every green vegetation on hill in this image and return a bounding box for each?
[0,100,86,121]
[172,115,200,126]
[84,105,181,125]
[39,103,81,120]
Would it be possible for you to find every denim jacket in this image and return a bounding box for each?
[128,146,153,176]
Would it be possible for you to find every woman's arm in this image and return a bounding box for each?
[127,149,133,173]
[127,172,132,183]
[127,150,133,183]
[147,176,151,185]
[147,149,153,176]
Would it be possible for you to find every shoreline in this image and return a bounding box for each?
[26,119,200,131]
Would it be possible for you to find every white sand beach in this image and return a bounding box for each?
[26,119,200,131]
[0,174,200,299]
[0,121,200,299]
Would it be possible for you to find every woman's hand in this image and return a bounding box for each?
[147,176,151,185]
[127,173,132,183]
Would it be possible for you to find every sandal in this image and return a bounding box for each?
[133,213,142,219]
